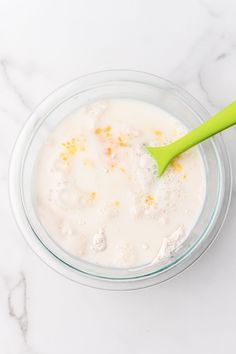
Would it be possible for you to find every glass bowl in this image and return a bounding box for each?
[9,70,232,290]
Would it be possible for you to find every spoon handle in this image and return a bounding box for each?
[168,100,236,156]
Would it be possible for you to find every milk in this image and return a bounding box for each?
[35,99,206,268]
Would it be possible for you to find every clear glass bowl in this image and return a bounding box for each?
[9,70,232,290]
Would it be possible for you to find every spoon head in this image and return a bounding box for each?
[145,146,171,176]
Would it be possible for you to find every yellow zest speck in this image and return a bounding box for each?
[105,147,112,156]
[105,132,112,140]
[118,135,129,147]
[171,161,183,172]
[95,125,111,134]
[182,174,187,179]
[145,195,154,206]
[89,192,97,201]
[111,163,116,169]
[175,155,181,161]
[95,127,102,135]
[95,126,113,142]
[60,152,70,161]
[62,138,78,154]
[120,166,127,173]
[104,125,111,132]
[112,200,120,208]
[154,130,163,138]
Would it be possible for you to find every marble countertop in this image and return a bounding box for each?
[1,0,236,353]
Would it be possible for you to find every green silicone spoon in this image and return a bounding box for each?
[146,101,236,176]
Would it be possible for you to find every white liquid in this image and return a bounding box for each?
[35,99,206,268]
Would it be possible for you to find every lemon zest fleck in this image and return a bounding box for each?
[171,161,183,172]
[145,195,154,206]
[112,200,120,208]
[104,125,111,132]
[95,127,102,135]
[61,138,78,154]
[89,192,97,201]
[105,147,112,156]
[154,130,162,137]
[118,135,129,147]
[60,152,70,161]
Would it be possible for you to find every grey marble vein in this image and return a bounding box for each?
[8,272,28,342]
[0,102,22,122]
[169,31,230,111]
[0,58,32,111]
[216,52,227,61]
[198,0,221,18]
[197,69,221,110]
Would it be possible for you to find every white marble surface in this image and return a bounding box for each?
[1,0,236,353]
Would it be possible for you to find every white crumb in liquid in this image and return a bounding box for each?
[154,225,186,262]
[86,101,109,129]
[92,228,107,252]
[87,101,108,117]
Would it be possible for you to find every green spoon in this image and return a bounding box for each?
[146,101,236,176]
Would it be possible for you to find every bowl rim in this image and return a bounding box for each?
[9,70,232,290]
